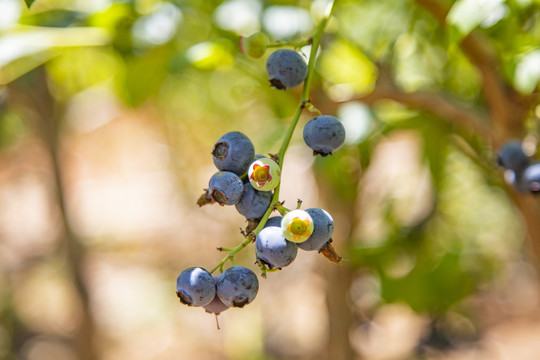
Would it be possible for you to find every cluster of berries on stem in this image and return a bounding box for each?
[176,4,344,325]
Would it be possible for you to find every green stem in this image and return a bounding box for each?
[210,1,336,274]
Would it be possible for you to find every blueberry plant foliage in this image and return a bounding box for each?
[176,3,345,320]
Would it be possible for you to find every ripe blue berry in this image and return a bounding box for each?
[281,209,314,243]
[522,163,540,194]
[266,49,308,90]
[203,277,230,315]
[303,115,346,156]
[256,226,298,269]
[264,216,283,228]
[497,140,529,172]
[235,183,273,220]
[298,208,334,251]
[212,131,255,176]
[209,171,244,205]
[176,267,216,307]
[216,266,259,308]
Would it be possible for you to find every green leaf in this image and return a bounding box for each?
[24,0,36,8]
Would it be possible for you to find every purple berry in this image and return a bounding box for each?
[303,115,346,156]
[235,183,273,220]
[176,267,216,307]
[297,208,334,251]
[209,171,244,205]
[216,266,259,308]
[212,131,255,176]
[266,49,308,90]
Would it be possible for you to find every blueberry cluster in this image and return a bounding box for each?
[176,266,259,314]
[497,140,540,194]
[176,35,346,323]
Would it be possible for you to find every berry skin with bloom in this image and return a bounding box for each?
[281,209,314,243]
[248,157,281,192]
[256,226,298,269]
[212,131,255,176]
[303,115,346,156]
[264,215,283,228]
[235,183,273,220]
[209,171,244,205]
[176,267,216,307]
[266,49,308,90]
[298,208,334,251]
[216,266,259,308]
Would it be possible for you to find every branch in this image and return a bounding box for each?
[348,63,493,139]
[414,0,533,142]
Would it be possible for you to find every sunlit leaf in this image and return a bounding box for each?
[514,50,540,94]
[447,0,506,42]
[320,39,377,100]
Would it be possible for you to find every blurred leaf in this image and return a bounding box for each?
[447,0,506,43]
[514,49,540,94]
[186,41,235,70]
[0,27,110,85]
[19,10,85,27]
[118,46,174,106]
[24,0,35,8]
[380,253,475,313]
[47,48,120,99]
[320,39,377,97]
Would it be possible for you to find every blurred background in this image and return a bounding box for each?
[1,0,540,359]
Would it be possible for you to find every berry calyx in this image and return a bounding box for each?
[281,209,314,243]
[252,163,270,183]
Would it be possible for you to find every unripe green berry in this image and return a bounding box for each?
[241,32,268,59]
[281,209,314,243]
[248,158,281,191]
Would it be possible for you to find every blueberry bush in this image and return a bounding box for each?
[2,0,540,359]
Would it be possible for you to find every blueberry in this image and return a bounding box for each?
[256,226,298,269]
[266,49,308,90]
[209,171,244,205]
[298,208,334,251]
[522,163,540,194]
[203,277,230,315]
[281,209,314,243]
[264,216,283,228]
[176,267,216,307]
[497,140,529,172]
[235,183,273,220]
[212,131,255,176]
[303,115,346,156]
[216,266,259,308]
